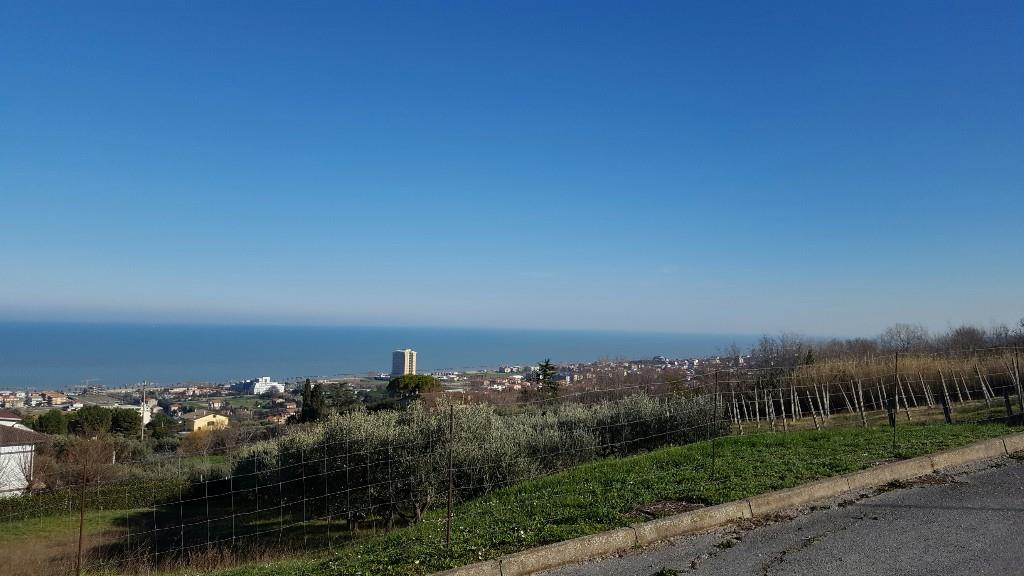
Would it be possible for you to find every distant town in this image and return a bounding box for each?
[0,348,746,434]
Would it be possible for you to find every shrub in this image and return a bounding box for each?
[222,391,718,530]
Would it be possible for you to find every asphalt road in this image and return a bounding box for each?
[542,458,1024,576]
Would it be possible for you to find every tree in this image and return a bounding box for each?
[538,359,559,398]
[327,383,364,415]
[300,378,327,423]
[109,408,142,436]
[752,333,806,368]
[34,409,69,435]
[940,325,988,352]
[71,406,112,437]
[879,323,930,352]
[146,413,178,440]
[386,374,440,398]
[803,348,815,366]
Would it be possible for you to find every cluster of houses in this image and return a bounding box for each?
[0,375,319,498]
[433,354,752,396]
[0,390,70,409]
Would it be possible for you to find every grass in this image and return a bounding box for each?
[189,421,1022,576]
[0,509,126,542]
[0,509,134,576]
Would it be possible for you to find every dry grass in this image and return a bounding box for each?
[0,509,124,576]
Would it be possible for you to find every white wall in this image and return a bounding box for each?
[0,444,34,498]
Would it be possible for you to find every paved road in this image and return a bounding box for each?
[542,458,1024,576]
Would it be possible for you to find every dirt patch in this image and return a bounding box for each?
[909,473,954,486]
[630,501,706,519]
[877,473,955,493]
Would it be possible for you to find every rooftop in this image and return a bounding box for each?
[0,425,48,447]
[74,394,123,406]
[0,409,21,421]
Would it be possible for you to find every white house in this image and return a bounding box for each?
[0,409,23,428]
[0,412,47,498]
[237,377,284,396]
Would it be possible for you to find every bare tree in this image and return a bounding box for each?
[939,324,988,351]
[879,323,931,352]
[59,436,120,576]
[752,333,806,368]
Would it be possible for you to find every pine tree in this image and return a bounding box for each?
[538,359,559,398]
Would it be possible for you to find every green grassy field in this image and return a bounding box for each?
[200,421,1022,576]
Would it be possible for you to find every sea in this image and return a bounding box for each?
[0,322,757,390]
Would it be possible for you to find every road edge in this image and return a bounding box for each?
[433,431,1024,576]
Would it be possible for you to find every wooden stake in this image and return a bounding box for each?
[857,379,868,428]
[806,390,821,431]
[779,388,788,432]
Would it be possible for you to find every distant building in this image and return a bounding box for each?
[391,349,417,377]
[266,413,289,425]
[236,377,284,396]
[0,395,23,408]
[72,394,120,407]
[42,392,70,406]
[182,413,229,433]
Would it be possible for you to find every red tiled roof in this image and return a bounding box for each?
[0,409,22,420]
[0,425,48,446]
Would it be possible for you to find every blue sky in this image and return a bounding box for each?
[1,0,1021,336]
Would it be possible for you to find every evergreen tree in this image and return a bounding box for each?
[386,374,440,398]
[146,412,177,440]
[329,384,364,414]
[538,358,559,398]
[109,407,143,436]
[300,378,327,423]
[34,409,69,435]
[71,405,113,436]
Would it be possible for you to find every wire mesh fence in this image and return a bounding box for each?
[1,347,1022,576]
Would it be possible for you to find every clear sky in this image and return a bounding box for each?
[1,0,1021,337]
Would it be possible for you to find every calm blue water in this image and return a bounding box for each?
[0,322,756,389]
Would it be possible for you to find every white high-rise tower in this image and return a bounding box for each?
[391,349,417,376]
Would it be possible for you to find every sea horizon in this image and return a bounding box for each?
[0,321,758,390]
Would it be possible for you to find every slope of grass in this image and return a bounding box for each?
[192,422,1021,576]
[0,509,132,576]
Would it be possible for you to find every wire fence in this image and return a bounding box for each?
[1,347,1022,576]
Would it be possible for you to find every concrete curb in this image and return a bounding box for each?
[433,431,1024,576]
